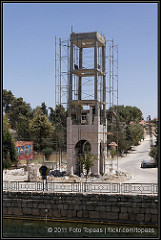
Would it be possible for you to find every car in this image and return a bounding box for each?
[49,170,67,177]
[141,160,157,168]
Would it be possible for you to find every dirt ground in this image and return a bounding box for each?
[3,167,131,183]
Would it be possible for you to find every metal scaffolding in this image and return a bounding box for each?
[55,35,118,113]
[106,39,118,110]
[55,37,70,109]
[55,31,119,174]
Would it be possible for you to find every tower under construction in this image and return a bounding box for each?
[55,31,118,176]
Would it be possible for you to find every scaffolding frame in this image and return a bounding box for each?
[55,32,119,173]
[55,37,70,109]
[106,39,118,110]
[106,39,119,171]
[55,35,109,112]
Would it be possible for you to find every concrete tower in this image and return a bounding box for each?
[67,32,108,176]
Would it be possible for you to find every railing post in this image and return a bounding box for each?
[71,182,73,192]
[80,182,83,193]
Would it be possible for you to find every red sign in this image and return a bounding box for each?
[15,141,33,160]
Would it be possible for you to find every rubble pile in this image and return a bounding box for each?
[3,163,132,183]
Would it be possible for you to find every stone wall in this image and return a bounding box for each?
[3,191,158,225]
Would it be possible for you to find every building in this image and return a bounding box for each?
[67,32,108,176]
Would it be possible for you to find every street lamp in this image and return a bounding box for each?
[108,142,118,172]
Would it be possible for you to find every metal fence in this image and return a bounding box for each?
[3,181,158,194]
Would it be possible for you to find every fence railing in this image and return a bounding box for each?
[3,181,158,194]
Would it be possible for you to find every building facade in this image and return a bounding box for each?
[67,32,108,176]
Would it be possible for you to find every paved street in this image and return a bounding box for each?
[112,135,158,183]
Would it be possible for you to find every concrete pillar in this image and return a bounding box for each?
[94,39,98,115]
[102,45,106,125]
[78,47,82,100]
[68,40,73,116]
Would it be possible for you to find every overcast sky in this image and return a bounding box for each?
[3,2,158,119]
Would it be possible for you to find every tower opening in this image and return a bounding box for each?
[75,139,91,175]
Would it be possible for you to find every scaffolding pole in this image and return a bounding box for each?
[55,37,69,170]
[106,39,119,171]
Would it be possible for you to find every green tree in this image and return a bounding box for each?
[3,90,33,139]
[6,96,33,140]
[107,108,144,155]
[107,119,130,155]
[42,147,53,160]
[29,108,54,152]
[41,102,48,116]
[113,105,143,124]
[15,114,32,140]
[154,121,158,147]
[49,104,67,128]
[3,89,15,115]
[49,105,67,151]
[128,123,144,146]
[3,115,17,169]
[79,153,95,176]
[149,121,158,165]
[110,149,117,159]
[48,107,55,122]
[129,106,143,123]
[149,147,158,165]
[9,97,32,126]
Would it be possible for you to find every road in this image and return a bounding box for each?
[112,136,158,183]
